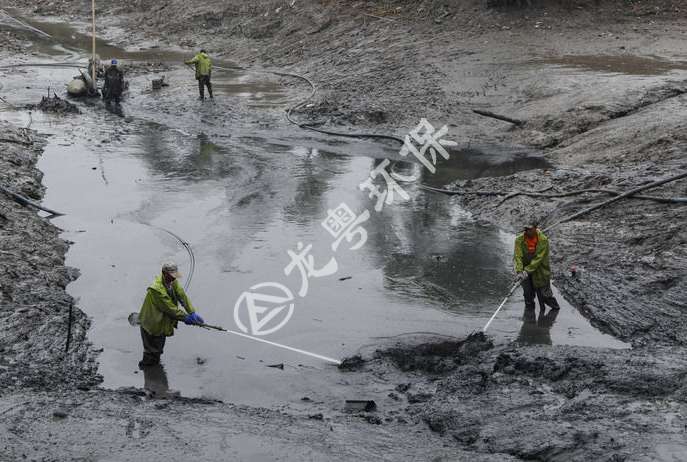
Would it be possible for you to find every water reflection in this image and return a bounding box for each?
[198,132,216,157]
[104,101,125,118]
[365,179,513,310]
[138,363,180,398]
[135,123,242,181]
[516,307,560,345]
[283,147,336,226]
[418,145,553,188]
[362,146,555,311]
[4,8,238,66]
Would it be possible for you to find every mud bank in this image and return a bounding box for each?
[1,0,686,460]
[0,122,99,392]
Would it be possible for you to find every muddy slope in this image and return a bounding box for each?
[344,333,687,462]
[0,123,100,392]
[1,0,686,460]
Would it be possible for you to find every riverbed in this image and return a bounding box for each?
[1,13,628,408]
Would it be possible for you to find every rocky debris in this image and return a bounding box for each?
[31,94,80,113]
[348,338,687,461]
[0,129,99,396]
[373,332,493,373]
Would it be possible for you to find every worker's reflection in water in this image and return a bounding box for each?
[516,306,560,345]
[105,101,124,118]
[138,363,180,398]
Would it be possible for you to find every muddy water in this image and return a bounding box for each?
[1,16,628,408]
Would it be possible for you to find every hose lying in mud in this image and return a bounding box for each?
[65,301,73,352]
[0,184,64,216]
[541,170,687,233]
[496,188,687,207]
[472,109,524,126]
[0,63,86,70]
[419,184,687,204]
[0,9,52,38]
[213,65,404,145]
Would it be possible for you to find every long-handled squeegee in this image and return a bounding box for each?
[128,312,341,365]
[482,280,521,332]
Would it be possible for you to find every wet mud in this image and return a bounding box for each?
[30,94,79,113]
[1,0,687,460]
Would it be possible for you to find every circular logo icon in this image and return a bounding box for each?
[233,282,295,336]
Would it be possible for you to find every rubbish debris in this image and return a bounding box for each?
[338,355,365,371]
[344,400,376,412]
[32,94,79,114]
[66,76,87,96]
[152,75,169,90]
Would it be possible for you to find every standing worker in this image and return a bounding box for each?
[137,262,204,367]
[187,49,213,100]
[102,58,125,104]
[513,221,561,312]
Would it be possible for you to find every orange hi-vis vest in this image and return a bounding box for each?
[524,234,538,253]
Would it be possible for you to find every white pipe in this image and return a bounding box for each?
[482,281,520,332]
[220,329,341,365]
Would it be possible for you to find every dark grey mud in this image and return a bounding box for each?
[1,0,686,461]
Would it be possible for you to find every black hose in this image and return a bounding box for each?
[418,184,501,196]
[65,301,73,352]
[214,65,404,145]
[0,184,65,216]
[151,226,195,292]
[542,171,687,233]
[0,63,87,70]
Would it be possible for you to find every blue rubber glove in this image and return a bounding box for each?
[183,313,204,325]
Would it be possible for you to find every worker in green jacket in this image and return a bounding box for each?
[513,221,560,312]
[138,262,204,367]
[187,49,213,99]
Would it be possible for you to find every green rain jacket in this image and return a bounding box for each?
[187,52,211,79]
[513,229,552,288]
[138,274,196,337]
